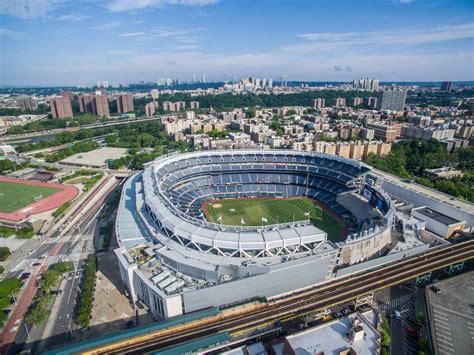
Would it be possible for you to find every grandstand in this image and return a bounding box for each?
[115,150,396,318]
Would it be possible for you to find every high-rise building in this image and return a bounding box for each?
[268,79,273,88]
[60,91,73,101]
[335,97,346,107]
[312,98,325,109]
[116,93,134,113]
[93,93,110,117]
[163,101,186,112]
[351,97,364,107]
[440,81,453,92]
[352,78,379,92]
[145,102,157,117]
[202,73,206,83]
[17,97,38,111]
[377,89,407,111]
[78,92,109,117]
[50,96,73,119]
[78,94,94,113]
[364,97,378,109]
[190,101,200,109]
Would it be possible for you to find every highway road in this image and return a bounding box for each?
[0,113,184,144]
[82,240,473,354]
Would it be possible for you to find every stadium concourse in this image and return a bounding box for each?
[0,177,79,223]
[114,150,418,319]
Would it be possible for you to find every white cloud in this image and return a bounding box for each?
[117,32,146,37]
[92,22,122,30]
[173,44,200,50]
[296,23,474,49]
[150,27,189,37]
[0,0,63,19]
[58,13,91,22]
[105,49,137,55]
[394,0,416,3]
[0,27,25,39]
[105,0,220,13]
[115,26,203,45]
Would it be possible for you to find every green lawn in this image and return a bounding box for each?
[0,181,60,213]
[204,196,346,242]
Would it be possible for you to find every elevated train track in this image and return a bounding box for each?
[83,240,474,354]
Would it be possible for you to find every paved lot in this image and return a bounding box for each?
[84,251,153,339]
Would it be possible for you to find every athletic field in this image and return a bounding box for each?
[203,197,346,242]
[0,180,60,213]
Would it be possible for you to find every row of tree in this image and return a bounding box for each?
[76,255,97,328]
[26,262,71,325]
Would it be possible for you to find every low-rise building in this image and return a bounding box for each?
[411,206,466,238]
[425,167,463,180]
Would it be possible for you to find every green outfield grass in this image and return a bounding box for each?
[0,181,60,213]
[204,196,346,242]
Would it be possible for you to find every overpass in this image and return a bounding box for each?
[50,240,473,354]
[0,113,184,144]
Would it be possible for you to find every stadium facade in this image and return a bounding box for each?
[115,150,398,318]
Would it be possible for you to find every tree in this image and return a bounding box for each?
[26,298,50,325]
[40,270,59,293]
[416,311,425,328]
[380,318,391,352]
[0,247,10,262]
[246,108,256,118]
[418,337,429,353]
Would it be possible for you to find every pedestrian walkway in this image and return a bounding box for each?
[379,294,413,312]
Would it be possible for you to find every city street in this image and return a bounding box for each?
[0,178,121,354]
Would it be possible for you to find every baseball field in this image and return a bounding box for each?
[0,180,60,213]
[203,196,346,242]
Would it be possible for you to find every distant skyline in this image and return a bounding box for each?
[0,0,473,86]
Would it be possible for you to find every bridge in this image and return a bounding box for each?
[51,240,473,354]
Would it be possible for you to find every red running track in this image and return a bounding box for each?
[0,177,79,222]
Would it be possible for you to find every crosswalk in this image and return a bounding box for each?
[379,294,413,312]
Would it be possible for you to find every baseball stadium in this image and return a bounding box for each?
[114,150,429,319]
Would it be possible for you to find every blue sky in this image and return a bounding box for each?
[0,0,473,86]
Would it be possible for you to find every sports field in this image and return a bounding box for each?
[203,196,346,242]
[0,180,60,213]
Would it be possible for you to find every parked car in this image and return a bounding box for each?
[20,272,31,280]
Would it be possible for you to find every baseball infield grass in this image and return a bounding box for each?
[0,181,60,213]
[203,196,346,242]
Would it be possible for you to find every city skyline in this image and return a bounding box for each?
[0,0,473,86]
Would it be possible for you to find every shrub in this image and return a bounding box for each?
[0,247,11,261]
